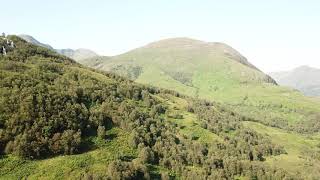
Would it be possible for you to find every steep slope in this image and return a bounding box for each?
[84,38,320,133]
[270,66,320,96]
[18,34,98,61]
[2,35,313,179]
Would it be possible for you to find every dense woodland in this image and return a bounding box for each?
[0,36,308,179]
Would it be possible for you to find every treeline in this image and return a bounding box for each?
[239,105,320,134]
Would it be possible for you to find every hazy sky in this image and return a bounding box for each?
[2,0,320,72]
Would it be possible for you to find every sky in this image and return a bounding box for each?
[1,0,320,72]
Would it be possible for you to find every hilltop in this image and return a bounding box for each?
[18,34,98,61]
[144,37,263,72]
[87,37,275,85]
[270,65,320,96]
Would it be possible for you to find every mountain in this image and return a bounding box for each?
[82,38,320,177]
[83,37,320,133]
[270,66,320,96]
[1,35,320,179]
[18,34,98,61]
[1,35,307,179]
[18,34,54,50]
[56,48,98,61]
[87,37,276,84]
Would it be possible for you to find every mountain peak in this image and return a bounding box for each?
[145,37,205,48]
[142,37,261,72]
[145,37,234,50]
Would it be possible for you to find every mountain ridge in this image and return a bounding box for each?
[84,37,277,89]
[132,37,264,73]
[18,34,98,61]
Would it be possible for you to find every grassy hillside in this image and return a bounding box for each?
[1,36,309,179]
[84,37,320,134]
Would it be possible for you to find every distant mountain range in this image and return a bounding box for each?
[18,34,98,61]
[270,66,320,96]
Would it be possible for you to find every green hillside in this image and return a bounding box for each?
[84,38,320,134]
[2,36,315,179]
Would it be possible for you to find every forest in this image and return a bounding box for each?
[0,36,311,179]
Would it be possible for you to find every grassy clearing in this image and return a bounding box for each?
[136,65,197,96]
[159,94,222,144]
[170,111,221,144]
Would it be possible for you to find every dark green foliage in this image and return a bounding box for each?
[0,36,152,158]
[164,70,193,86]
[123,98,290,179]
[107,160,150,180]
[111,64,143,80]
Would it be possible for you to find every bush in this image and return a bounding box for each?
[107,160,150,180]
[97,125,106,139]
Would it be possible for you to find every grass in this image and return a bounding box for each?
[0,128,137,180]
[159,94,222,144]
[170,111,221,144]
[242,121,320,179]
[136,65,197,96]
